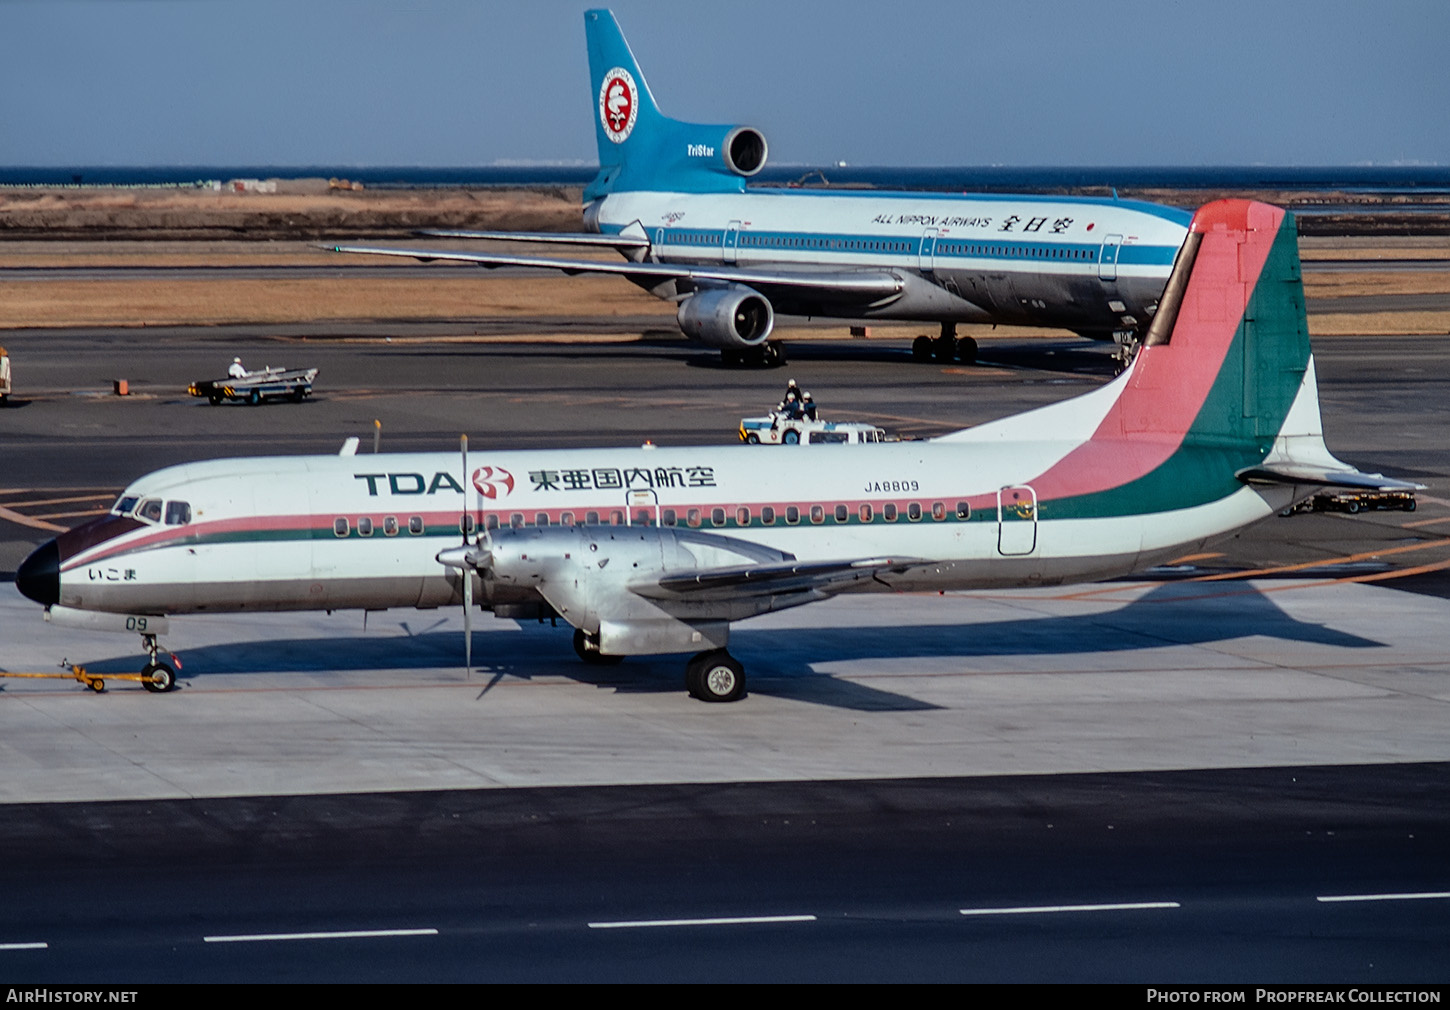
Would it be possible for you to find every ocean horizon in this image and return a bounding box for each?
[2,164,1448,193]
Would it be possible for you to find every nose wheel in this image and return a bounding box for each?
[140,633,179,693]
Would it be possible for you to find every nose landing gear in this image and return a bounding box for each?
[139,633,179,693]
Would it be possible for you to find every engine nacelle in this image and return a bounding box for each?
[676,285,774,349]
[723,127,768,177]
[480,524,796,655]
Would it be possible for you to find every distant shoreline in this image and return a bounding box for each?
[0,176,1446,240]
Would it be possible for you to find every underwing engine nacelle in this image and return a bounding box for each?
[480,524,799,656]
[676,285,774,349]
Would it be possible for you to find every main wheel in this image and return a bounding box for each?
[911,335,933,362]
[686,650,746,703]
[957,335,978,362]
[572,628,623,666]
[142,661,176,693]
[932,335,957,362]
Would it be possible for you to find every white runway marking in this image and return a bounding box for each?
[1317,891,1450,904]
[203,928,438,943]
[959,901,1180,916]
[588,914,817,929]
[0,942,48,950]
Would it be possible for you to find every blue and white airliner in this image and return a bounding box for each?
[334,9,1191,365]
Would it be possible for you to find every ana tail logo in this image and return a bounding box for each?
[471,466,515,500]
[599,67,638,143]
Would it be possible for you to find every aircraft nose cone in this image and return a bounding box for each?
[16,539,60,607]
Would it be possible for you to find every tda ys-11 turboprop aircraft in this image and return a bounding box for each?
[332,9,1190,367]
[18,201,1418,702]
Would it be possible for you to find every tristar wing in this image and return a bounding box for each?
[415,229,652,251]
[635,555,926,602]
[329,243,905,302]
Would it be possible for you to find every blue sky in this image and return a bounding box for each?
[2,0,1446,167]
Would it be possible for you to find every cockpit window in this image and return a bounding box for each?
[164,501,192,526]
[112,495,140,516]
[136,498,163,523]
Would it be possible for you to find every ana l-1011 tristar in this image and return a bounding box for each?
[330,9,1190,367]
[18,201,1416,701]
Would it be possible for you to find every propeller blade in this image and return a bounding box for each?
[463,566,473,677]
[460,432,471,677]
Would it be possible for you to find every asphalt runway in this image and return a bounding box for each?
[1,323,1448,981]
[2,767,1447,983]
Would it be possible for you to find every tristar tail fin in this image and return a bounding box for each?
[583,9,769,201]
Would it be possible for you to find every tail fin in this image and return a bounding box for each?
[583,9,768,200]
[946,200,1413,513]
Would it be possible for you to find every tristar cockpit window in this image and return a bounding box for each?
[164,501,192,526]
[112,495,140,516]
[136,498,164,523]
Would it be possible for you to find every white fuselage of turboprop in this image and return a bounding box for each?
[52,427,1288,621]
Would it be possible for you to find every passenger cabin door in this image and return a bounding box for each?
[723,221,741,265]
[1098,234,1122,282]
[918,229,938,274]
[626,488,660,526]
[996,485,1038,556]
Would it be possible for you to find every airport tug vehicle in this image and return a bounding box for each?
[189,366,318,405]
[739,414,888,445]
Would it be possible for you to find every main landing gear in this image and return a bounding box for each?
[570,631,748,702]
[719,341,786,368]
[912,323,977,364]
[139,633,178,693]
[686,649,747,703]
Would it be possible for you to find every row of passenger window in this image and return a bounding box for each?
[938,241,1095,260]
[672,231,1093,261]
[331,501,972,538]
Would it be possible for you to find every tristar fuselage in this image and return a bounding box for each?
[334,9,1191,364]
[585,187,1188,334]
[21,201,1413,701]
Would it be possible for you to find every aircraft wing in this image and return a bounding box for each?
[633,556,926,603]
[416,229,652,250]
[329,243,906,302]
[1236,463,1424,492]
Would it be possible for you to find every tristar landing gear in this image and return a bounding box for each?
[720,341,786,368]
[912,324,976,364]
[685,649,746,703]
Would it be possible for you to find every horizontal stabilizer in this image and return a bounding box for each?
[637,556,925,602]
[1236,464,1423,492]
[416,229,651,250]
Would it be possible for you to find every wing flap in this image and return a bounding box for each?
[634,556,926,602]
